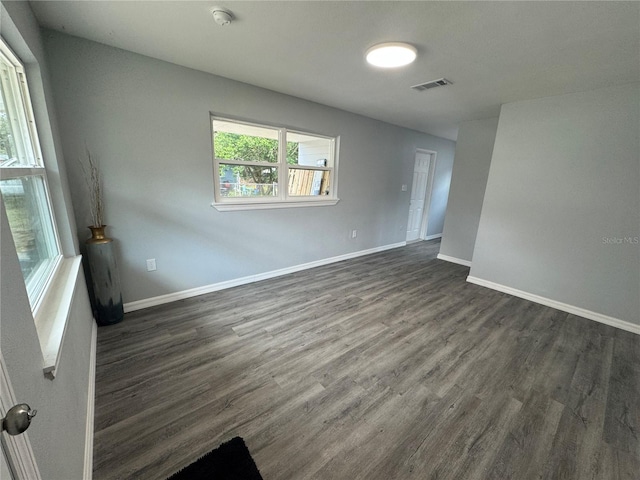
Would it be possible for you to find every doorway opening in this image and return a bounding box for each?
[406,149,436,243]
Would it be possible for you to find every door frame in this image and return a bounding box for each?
[409,148,438,241]
[0,352,42,480]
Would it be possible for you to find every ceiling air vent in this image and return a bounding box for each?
[411,78,453,92]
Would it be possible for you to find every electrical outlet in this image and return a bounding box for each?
[401,184,408,191]
[146,258,156,272]
[351,229,357,239]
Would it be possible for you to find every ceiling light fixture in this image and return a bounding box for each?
[211,7,233,26]
[365,42,417,68]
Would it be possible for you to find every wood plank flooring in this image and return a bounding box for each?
[93,240,640,479]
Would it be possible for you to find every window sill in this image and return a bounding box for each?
[212,198,339,211]
[33,255,82,379]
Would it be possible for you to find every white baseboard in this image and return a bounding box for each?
[83,321,97,480]
[437,253,472,267]
[124,242,407,313]
[425,233,442,240]
[466,276,640,335]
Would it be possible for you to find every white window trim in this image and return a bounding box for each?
[212,198,340,212]
[211,115,340,211]
[1,39,63,301]
[1,35,75,378]
[0,45,43,167]
[34,256,82,378]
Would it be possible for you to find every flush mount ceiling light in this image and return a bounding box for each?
[365,42,417,68]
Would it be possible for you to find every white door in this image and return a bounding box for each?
[1,442,15,480]
[0,202,42,480]
[406,151,432,242]
[0,353,41,480]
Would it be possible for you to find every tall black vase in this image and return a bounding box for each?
[86,225,124,326]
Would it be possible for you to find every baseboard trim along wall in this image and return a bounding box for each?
[84,321,97,480]
[437,253,472,267]
[124,242,407,313]
[466,276,640,335]
[425,233,443,241]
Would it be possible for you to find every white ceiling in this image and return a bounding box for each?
[30,1,640,141]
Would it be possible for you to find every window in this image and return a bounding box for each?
[212,116,339,210]
[0,38,61,310]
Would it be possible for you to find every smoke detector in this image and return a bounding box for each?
[211,7,233,26]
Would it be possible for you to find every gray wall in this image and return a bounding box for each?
[43,31,456,305]
[439,117,498,261]
[0,2,94,479]
[470,83,640,325]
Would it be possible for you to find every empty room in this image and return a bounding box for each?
[0,1,638,479]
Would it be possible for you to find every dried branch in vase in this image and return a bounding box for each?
[78,149,104,227]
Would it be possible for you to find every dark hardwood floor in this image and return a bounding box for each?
[93,240,639,479]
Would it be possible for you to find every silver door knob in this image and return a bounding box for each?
[1,403,37,436]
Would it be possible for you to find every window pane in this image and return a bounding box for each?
[0,71,19,166]
[219,164,278,198]
[286,132,333,168]
[0,54,36,167]
[1,175,60,306]
[213,120,279,163]
[288,168,331,196]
